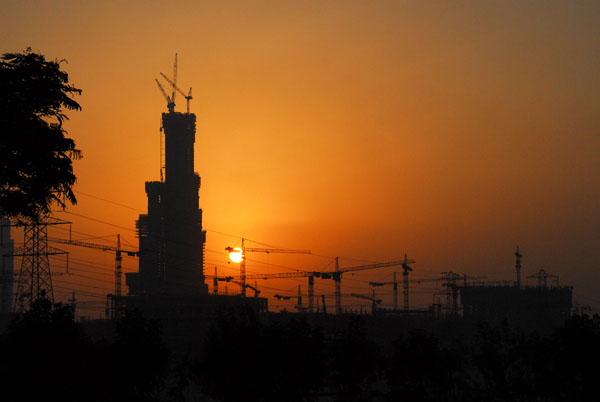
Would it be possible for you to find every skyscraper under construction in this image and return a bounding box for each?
[126,57,208,296]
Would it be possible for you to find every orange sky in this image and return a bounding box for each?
[3,1,600,316]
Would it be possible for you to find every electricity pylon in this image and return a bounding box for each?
[12,219,69,312]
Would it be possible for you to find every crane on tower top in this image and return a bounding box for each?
[155,79,174,113]
[155,53,193,114]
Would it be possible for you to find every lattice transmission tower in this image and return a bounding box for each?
[12,219,68,312]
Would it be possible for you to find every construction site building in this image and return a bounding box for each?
[461,283,572,331]
[126,112,208,296]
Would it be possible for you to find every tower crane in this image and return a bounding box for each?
[50,235,139,298]
[371,272,487,314]
[400,254,413,311]
[527,269,559,289]
[350,289,382,315]
[369,254,416,311]
[233,280,260,298]
[321,256,415,314]
[50,235,139,319]
[297,284,303,311]
[210,267,234,295]
[155,79,174,113]
[242,270,319,311]
[369,279,393,308]
[274,285,305,311]
[209,273,261,297]
[231,255,414,314]
[440,271,464,317]
[436,272,488,316]
[369,273,454,311]
[160,72,193,114]
[225,238,310,297]
[515,245,522,288]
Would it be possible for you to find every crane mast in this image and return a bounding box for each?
[171,53,178,105]
[115,235,122,297]
[335,257,341,314]
[515,245,522,288]
[393,272,398,310]
[401,254,413,310]
[308,275,314,312]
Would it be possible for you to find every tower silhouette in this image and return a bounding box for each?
[126,56,207,296]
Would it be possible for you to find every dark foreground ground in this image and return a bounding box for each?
[1,300,598,402]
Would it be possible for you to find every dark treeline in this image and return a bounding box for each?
[1,304,599,402]
[0,299,169,402]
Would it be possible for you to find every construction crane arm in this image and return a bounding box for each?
[350,293,382,304]
[205,275,235,281]
[51,237,114,252]
[244,248,311,254]
[370,277,443,286]
[244,271,316,280]
[160,72,191,99]
[155,79,171,104]
[171,53,178,103]
[339,259,415,275]
[50,235,139,299]
[230,280,260,295]
[373,275,487,286]
[50,237,139,256]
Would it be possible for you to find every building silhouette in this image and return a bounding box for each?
[126,111,208,296]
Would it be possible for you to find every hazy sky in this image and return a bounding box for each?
[2,0,599,314]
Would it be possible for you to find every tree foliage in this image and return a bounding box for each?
[0,48,82,222]
[0,303,170,402]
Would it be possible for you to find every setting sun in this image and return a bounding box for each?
[227,247,244,264]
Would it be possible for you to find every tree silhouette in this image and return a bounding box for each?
[0,297,95,402]
[386,329,463,402]
[0,48,82,222]
[0,302,172,402]
[193,307,328,402]
[112,309,171,401]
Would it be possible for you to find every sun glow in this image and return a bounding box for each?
[228,247,244,263]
